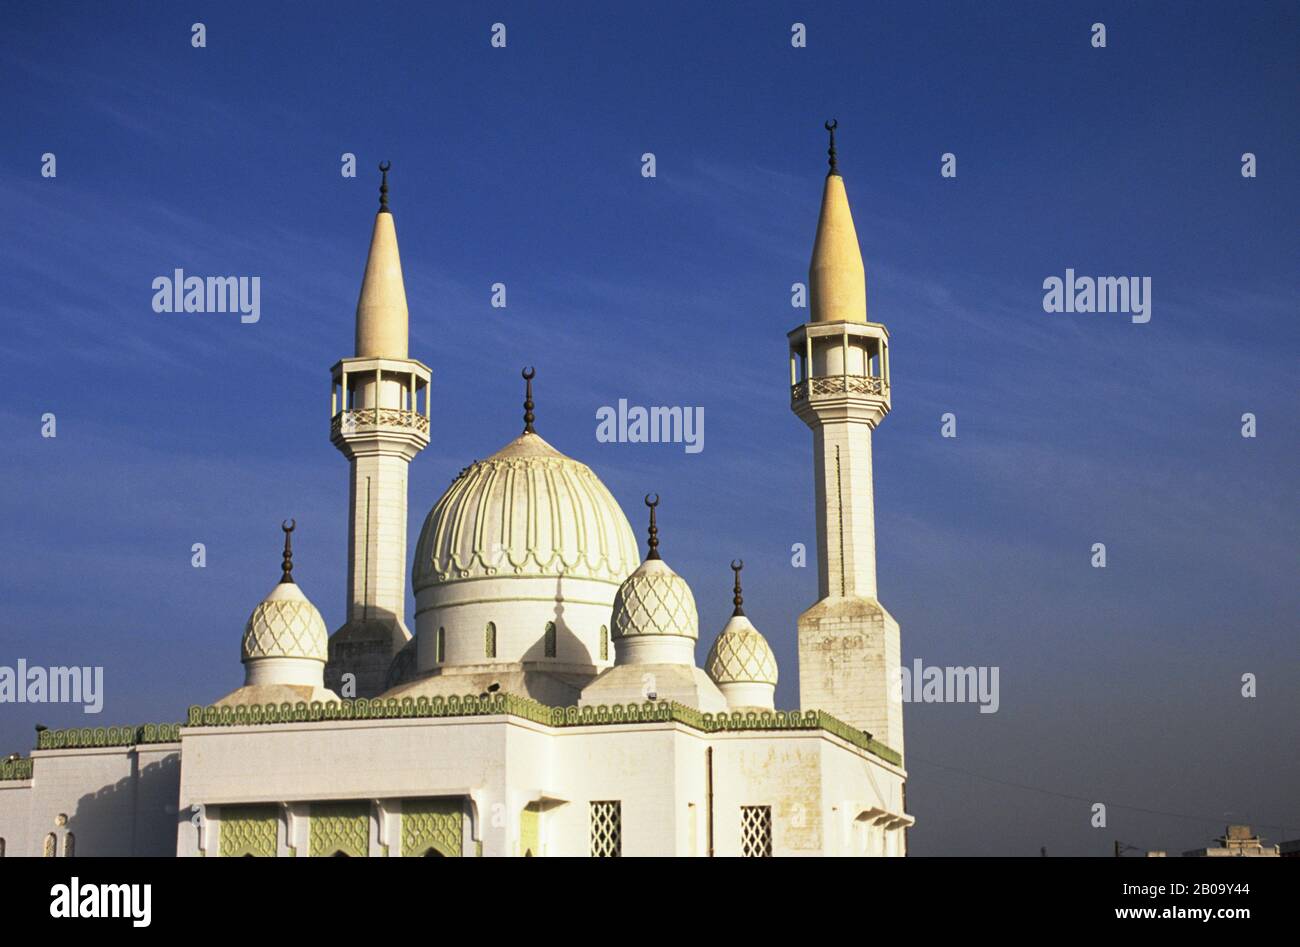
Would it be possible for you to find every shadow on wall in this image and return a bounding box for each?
[64,752,181,857]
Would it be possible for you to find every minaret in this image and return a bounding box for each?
[789,122,903,755]
[325,163,432,698]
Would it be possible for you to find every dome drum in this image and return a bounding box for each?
[413,577,616,672]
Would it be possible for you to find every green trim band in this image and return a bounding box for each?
[35,723,181,751]
[0,757,34,780]
[180,694,902,766]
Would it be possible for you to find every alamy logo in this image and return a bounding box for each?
[890,659,1000,714]
[595,399,704,454]
[151,269,261,323]
[1042,269,1151,324]
[0,660,103,714]
[50,878,151,927]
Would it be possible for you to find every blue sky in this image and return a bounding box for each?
[1,2,1296,855]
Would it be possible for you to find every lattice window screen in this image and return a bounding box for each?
[740,806,772,857]
[589,801,621,857]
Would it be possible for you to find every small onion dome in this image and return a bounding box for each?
[611,495,697,641]
[241,520,328,664]
[242,581,329,663]
[705,614,778,687]
[612,558,699,641]
[704,560,777,710]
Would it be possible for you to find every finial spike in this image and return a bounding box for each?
[378,161,391,213]
[824,120,839,176]
[280,519,296,584]
[522,366,536,434]
[730,559,745,616]
[644,494,661,560]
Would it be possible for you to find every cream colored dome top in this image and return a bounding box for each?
[705,614,778,686]
[413,431,640,590]
[612,558,699,640]
[242,581,329,663]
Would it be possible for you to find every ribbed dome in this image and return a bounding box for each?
[611,558,698,640]
[413,432,639,590]
[705,615,778,685]
[242,582,329,663]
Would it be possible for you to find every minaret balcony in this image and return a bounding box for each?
[788,320,891,425]
[331,407,430,439]
[330,356,432,453]
[791,373,887,405]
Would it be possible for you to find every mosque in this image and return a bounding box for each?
[0,128,912,857]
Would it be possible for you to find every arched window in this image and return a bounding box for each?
[544,622,557,658]
[423,848,445,857]
[62,832,75,858]
[485,622,496,658]
[0,837,6,857]
[435,626,446,663]
[43,833,56,857]
[599,625,609,661]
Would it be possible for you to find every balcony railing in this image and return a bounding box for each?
[331,407,430,437]
[791,374,887,403]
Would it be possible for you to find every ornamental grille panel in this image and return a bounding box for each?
[740,806,773,857]
[331,408,430,437]
[589,801,621,857]
[485,622,497,658]
[544,622,557,657]
[219,805,279,857]
[401,798,463,857]
[791,374,886,403]
[309,801,369,857]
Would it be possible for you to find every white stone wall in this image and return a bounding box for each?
[5,716,906,858]
[810,417,878,599]
[347,450,412,626]
[798,597,904,756]
[175,716,905,857]
[0,745,180,857]
[0,779,32,857]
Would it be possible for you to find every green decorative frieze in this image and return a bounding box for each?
[0,757,34,780]
[182,692,902,765]
[35,722,181,751]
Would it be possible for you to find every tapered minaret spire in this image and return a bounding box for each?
[809,122,867,324]
[326,163,432,698]
[355,161,409,358]
[789,122,903,756]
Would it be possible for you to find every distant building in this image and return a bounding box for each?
[1183,824,1279,857]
